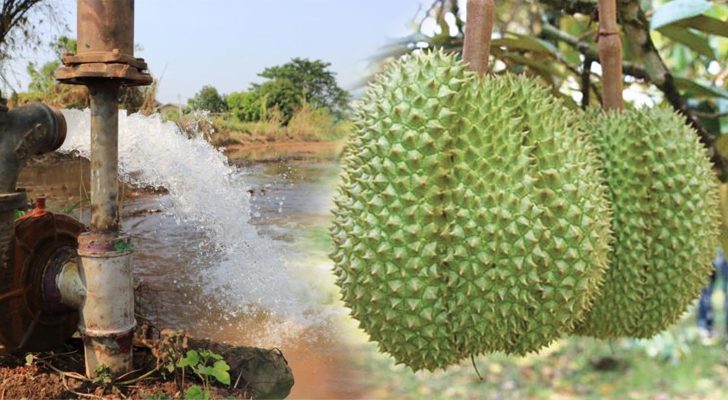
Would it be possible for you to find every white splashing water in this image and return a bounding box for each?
[59,109,331,337]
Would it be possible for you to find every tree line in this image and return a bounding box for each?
[186,58,350,125]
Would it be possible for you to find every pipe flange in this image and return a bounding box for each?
[0,192,27,212]
[55,62,152,86]
[78,323,137,338]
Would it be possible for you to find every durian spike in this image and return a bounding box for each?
[463,0,495,76]
[597,0,624,110]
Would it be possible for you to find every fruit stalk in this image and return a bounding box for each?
[597,0,624,110]
[462,0,495,76]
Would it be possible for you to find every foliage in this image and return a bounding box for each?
[0,0,61,85]
[255,57,350,118]
[26,59,58,93]
[382,0,728,176]
[191,58,350,137]
[207,104,352,147]
[287,102,351,141]
[92,365,113,389]
[226,90,261,122]
[177,349,230,400]
[257,78,300,123]
[187,85,228,113]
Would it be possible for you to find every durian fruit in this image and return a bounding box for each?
[575,106,719,339]
[330,50,613,371]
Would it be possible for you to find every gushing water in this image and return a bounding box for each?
[59,109,336,341]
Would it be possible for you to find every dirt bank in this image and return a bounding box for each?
[224,140,345,164]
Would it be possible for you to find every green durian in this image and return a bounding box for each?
[575,106,719,338]
[330,51,612,371]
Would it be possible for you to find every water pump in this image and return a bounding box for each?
[0,99,79,352]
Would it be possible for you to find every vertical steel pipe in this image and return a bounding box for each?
[77,0,135,57]
[89,83,120,233]
[57,0,150,379]
[76,80,135,377]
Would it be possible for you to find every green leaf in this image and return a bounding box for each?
[651,0,713,30]
[675,15,728,37]
[210,360,231,385]
[178,350,200,368]
[184,385,207,400]
[491,35,558,55]
[673,77,728,99]
[13,210,26,219]
[114,240,134,252]
[657,25,715,59]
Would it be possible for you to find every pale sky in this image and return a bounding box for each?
[7,0,427,103]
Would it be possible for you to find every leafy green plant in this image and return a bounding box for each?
[93,365,113,389]
[177,349,230,400]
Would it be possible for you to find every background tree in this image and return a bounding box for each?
[226,90,262,122]
[253,58,350,119]
[0,0,61,85]
[187,85,228,113]
[256,78,301,123]
[380,0,727,177]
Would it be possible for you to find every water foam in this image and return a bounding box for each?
[59,109,330,335]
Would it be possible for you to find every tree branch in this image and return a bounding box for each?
[615,0,724,176]
[539,0,726,176]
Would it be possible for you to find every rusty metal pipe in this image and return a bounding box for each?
[77,233,135,376]
[80,81,135,378]
[0,103,66,192]
[77,0,135,57]
[54,0,150,378]
[89,83,121,233]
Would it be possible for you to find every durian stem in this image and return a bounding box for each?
[597,0,624,110]
[463,0,495,76]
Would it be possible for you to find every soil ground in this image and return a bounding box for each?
[0,337,254,399]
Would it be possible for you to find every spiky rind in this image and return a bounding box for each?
[451,75,612,356]
[575,106,720,338]
[331,50,469,371]
[331,51,612,371]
